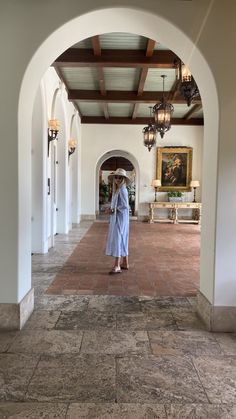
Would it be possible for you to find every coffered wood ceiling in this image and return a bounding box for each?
[52,33,203,126]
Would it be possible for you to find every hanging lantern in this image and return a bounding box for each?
[142,106,157,151]
[179,62,199,106]
[153,75,174,139]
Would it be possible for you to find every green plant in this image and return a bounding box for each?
[167,191,183,197]
[99,181,109,203]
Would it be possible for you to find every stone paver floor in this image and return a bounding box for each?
[0,221,235,418]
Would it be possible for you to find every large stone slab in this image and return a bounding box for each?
[193,356,236,403]
[166,403,236,419]
[88,296,141,313]
[213,333,236,355]
[55,310,116,330]
[0,332,17,353]
[0,354,39,401]
[34,295,89,311]
[149,330,222,356]
[81,330,150,355]
[26,354,116,402]
[67,403,166,418]
[116,312,177,331]
[7,330,83,354]
[0,402,67,418]
[23,310,61,329]
[116,354,207,403]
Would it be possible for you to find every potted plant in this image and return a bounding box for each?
[99,181,109,204]
[167,191,183,202]
[127,183,135,216]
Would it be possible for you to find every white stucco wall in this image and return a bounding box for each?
[81,124,203,217]
[1,1,236,312]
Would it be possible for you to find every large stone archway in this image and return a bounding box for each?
[1,5,224,330]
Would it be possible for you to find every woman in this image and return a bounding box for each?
[105,168,130,274]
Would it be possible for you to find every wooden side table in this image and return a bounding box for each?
[148,202,202,224]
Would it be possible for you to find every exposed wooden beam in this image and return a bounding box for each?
[91,35,101,56]
[137,39,156,96]
[92,35,108,118]
[137,68,148,96]
[134,38,156,119]
[53,49,177,68]
[167,79,181,101]
[81,116,204,125]
[183,104,202,120]
[102,103,109,119]
[97,67,106,96]
[53,66,82,118]
[132,103,139,119]
[68,89,201,104]
[146,39,156,57]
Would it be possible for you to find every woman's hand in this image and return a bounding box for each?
[105,207,115,215]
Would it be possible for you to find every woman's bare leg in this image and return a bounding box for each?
[121,256,129,269]
[114,257,121,269]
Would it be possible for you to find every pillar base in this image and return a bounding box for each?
[197,290,236,332]
[0,288,34,330]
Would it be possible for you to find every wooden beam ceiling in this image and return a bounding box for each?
[53,49,177,68]
[52,37,203,125]
[68,90,201,104]
[81,116,203,125]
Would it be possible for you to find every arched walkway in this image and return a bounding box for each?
[1,6,224,331]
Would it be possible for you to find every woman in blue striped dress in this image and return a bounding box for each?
[106,168,130,274]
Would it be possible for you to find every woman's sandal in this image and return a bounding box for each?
[120,265,129,270]
[109,267,122,275]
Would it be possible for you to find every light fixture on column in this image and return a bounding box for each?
[142,106,157,152]
[151,179,161,202]
[153,75,174,138]
[48,119,60,156]
[178,61,199,106]
[68,138,77,159]
[190,180,200,202]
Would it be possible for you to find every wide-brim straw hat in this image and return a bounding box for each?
[108,168,131,185]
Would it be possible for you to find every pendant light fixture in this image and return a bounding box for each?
[142,106,157,152]
[178,61,199,106]
[153,75,174,139]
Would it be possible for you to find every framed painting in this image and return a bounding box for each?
[156,146,192,192]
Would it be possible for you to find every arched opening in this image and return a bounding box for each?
[18,7,219,309]
[96,152,138,219]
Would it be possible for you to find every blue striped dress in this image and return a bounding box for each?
[105,184,129,257]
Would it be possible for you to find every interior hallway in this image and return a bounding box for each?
[0,222,235,418]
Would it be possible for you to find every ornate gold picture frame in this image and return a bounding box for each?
[156,146,192,192]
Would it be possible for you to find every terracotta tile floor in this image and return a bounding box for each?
[46,221,200,297]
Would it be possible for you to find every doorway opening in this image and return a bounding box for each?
[98,156,135,219]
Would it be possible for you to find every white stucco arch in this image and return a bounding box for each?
[96,150,140,215]
[17,7,219,306]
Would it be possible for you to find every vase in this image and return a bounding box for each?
[168,197,183,202]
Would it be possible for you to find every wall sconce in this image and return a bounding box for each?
[190,180,200,202]
[48,119,59,156]
[68,138,77,159]
[151,179,161,202]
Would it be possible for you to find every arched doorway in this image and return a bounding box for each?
[5,7,219,328]
[95,149,140,220]
[99,156,135,217]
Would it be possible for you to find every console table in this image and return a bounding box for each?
[148,201,202,224]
